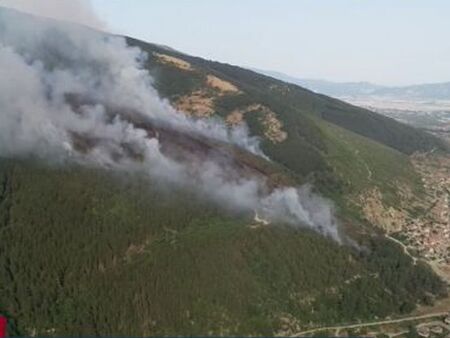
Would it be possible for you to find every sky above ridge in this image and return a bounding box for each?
[2,0,449,86]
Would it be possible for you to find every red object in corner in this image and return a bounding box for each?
[0,316,7,338]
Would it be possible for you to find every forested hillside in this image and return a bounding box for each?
[0,160,446,336]
[129,37,447,208]
[0,8,448,336]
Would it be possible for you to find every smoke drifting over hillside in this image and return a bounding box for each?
[0,8,341,241]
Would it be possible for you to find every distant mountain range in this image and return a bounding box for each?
[255,69,450,100]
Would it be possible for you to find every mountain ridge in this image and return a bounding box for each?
[253,68,450,100]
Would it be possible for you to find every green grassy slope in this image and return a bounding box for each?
[0,160,446,336]
[318,120,423,200]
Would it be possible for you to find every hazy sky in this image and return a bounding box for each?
[89,0,450,86]
[3,0,449,86]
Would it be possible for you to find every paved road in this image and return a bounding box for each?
[293,312,448,336]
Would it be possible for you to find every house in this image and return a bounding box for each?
[431,326,443,334]
[444,316,450,325]
[418,327,430,338]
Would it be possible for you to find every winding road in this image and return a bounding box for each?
[385,233,418,264]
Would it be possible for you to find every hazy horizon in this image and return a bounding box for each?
[1,0,449,86]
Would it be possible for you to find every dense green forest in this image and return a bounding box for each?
[0,160,446,336]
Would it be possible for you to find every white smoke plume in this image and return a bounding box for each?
[0,7,342,241]
[0,0,105,29]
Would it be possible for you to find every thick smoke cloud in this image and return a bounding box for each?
[0,0,105,29]
[0,8,341,241]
